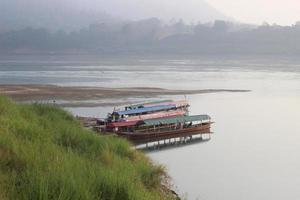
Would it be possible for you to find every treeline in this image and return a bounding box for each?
[1,19,300,55]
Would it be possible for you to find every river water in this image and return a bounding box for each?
[1,55,300,199]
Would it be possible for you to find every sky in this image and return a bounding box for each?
[1,0,300,31]
[207,0,300,25]
[73,0,300,25]
[71,0,300,25]
[77,0,228,23]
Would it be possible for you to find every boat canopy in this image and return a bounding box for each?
[113,105,176,116]
[139,115,211,126]
[108,120,138,128]
[128,100,173,108]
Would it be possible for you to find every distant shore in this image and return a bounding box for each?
[0,84,250,107]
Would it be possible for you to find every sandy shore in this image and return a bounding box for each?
[0,84,250,106]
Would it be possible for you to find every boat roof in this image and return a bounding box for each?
[113,105,176,116]
[139,115,211,126]
[126,100,173,108]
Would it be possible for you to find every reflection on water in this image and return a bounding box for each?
[137,135,211,152]
[1,56,300,200]
[149,93,300,200]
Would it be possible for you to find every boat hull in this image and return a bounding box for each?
[117,123,212,145]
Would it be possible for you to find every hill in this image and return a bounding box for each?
[0,0,228,32]
[1,20,299,55]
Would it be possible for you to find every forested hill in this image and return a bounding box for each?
[1,20,300,55]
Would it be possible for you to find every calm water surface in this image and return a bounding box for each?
[1,56,300,199]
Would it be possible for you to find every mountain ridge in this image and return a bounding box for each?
[0,0,230,32]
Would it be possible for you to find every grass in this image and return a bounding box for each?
[0,96,175,200]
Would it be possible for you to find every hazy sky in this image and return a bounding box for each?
[77,0,300,25]
[78,0,227,23]
[207,0,300,25]
[1,0,300,29]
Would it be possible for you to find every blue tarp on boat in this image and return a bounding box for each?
[114,105,176,116]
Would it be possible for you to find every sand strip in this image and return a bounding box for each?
[0,84,250,106]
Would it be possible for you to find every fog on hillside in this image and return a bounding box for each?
[1,19,300,55]
[0,0,300,55]
[0,0,228,32]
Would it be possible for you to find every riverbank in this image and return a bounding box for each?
[0,84,250,107]
[0,96,178,200]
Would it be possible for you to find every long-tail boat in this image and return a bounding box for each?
[98,99,212,144]
[117,100,189,111]
[106,109,186,130]
[117,115,212,145]
[115,100,189,112]
[108,101,189,122]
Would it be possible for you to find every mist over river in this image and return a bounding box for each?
[1,55,300,199]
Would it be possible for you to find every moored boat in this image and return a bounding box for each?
[106,109,187,130]
[117,99,189,111]
[97,99,213,145]
[107,100,189,122]
[116,115,213,144]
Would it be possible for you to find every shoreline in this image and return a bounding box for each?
[0,84,250,107]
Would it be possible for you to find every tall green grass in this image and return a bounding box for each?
[0,96,174,200]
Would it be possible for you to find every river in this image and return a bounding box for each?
[1,55,300,199]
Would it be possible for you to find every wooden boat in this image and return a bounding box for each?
[122,100,173,110]
[120,109,186,123]
[110,104,176,121]
[141,99,189,109]
[109,102,189,122]
[117,100,189,111]
[96,99,213,145]
[107,109,186,129]
[117,123,212,145]
[116,115,212,144]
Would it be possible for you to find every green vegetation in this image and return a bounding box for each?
[0,96,175,200]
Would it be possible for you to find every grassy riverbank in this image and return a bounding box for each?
[0,96,175,200]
